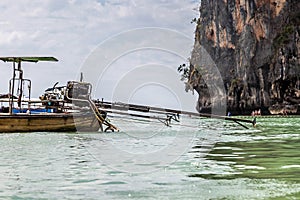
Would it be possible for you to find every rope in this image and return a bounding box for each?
[88,98,119,132]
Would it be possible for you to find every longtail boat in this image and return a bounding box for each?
[0,57,118,133]
[0,56,256,133]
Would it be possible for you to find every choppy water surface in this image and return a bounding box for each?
[0,117,299,199]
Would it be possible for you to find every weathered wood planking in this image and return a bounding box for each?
[0,113,100,133]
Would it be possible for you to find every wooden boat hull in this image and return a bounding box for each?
[0,112,100,133]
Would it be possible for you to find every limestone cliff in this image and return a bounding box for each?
[187,0,300,115]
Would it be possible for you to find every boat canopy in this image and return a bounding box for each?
[0,57,58,63]
[0,56,59,114]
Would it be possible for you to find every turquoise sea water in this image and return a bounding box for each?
[0,117,299,199]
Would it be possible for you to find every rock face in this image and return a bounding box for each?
[188,0,300,115]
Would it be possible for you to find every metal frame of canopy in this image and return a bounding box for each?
[0,57,58,115]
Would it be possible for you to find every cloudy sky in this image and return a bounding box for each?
[0,0,199,110]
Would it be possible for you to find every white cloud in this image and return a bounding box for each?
[0,0,199,108]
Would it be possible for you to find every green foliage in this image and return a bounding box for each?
[229,78,243,91]
[273,7,299,50]
[274,25,295,49]
[231,78,241,85]
[177,63,189,80]
[190,18,197,24]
